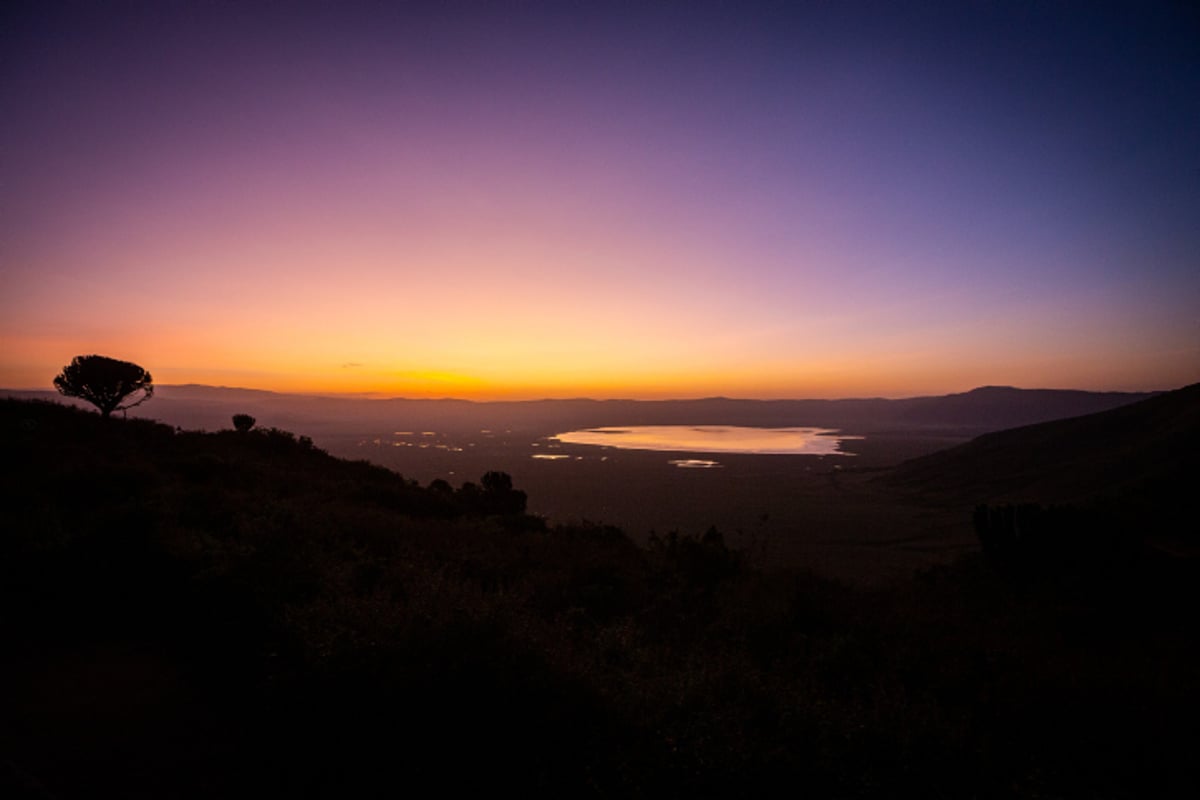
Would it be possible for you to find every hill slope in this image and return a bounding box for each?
[887,382,1200,511]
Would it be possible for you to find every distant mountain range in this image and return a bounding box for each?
[1,384,1158,438]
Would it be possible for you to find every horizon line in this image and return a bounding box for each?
[2,381,1175,406]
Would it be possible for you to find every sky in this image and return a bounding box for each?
[2,0,1198,399]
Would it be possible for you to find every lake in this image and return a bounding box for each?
[551,425,859,456]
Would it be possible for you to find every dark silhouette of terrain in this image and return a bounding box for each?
[2,385,1155,572]
[2,395,1197,797]
[888,382,1200,514]
[884,383,1200,573]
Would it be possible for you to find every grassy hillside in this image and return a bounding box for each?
[886,383,1200,514]
[2,398,1197,797]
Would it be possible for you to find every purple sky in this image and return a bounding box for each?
[2,1,1197,398]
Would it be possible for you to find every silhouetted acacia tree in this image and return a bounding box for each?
[53,355,153,418]
[232,414,256,432]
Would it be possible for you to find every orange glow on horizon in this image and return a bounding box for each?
[3,326,1192,402]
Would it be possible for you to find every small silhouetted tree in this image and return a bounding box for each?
[53,355,153,418]
[232,414,256,432]
[481,471,513,493]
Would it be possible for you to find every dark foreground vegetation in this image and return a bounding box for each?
[2,398,1197,797]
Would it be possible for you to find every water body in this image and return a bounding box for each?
[668,459,723,469]
[552,425,859,456]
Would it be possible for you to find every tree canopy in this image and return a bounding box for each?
[53,354,154,418]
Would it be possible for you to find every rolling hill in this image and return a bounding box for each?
[886,382,1200,514]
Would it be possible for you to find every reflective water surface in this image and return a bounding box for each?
[668,459,723,468]
[552,425,859,455]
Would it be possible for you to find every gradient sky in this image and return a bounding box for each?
[2,1,1198,399]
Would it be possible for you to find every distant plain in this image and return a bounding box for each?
[7,384,1151,584]
[340,427,974,584]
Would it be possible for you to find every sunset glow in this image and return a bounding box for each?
[2,2,1197,399]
